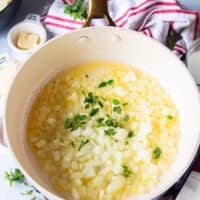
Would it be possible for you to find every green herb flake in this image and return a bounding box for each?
[128,130,134,138]
[84,92,99,106]
[107,79,114,85]
[78,139,89,151]
[113,106,121,114]
[167,115,173,120]
[112,99,120,105]
[124,115,129,122]
[97,114,122,128]
[153,147,162,159]
[104,128,116,136]
[64,114,88,131]
[106,114,112,119]
[22,190,33,196]
[4,168,42,200]
[79,114,87,121]
[105,118,114,127]
[82,90,86,95]
[97,101,104,108]
[85,104,90,109]
[85,74,89,78]
[125,141,129,145]
[96,117,104,124]
[105,115,122,128]
[98,79,114,88]
[121,165,132,178]
[123,103,128,106]
[64,0,87,20]
[84,92,95,103]
[4,168,25,186]
[70,141,75,148]
[98,81,107,88]
[90,108,99,116]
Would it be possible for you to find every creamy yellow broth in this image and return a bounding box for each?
[27,61,179,200]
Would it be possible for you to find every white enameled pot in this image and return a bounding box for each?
[1,27,200,200]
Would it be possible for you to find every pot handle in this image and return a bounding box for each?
[83,0,115,27]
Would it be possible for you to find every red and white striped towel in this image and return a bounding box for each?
[43,0,199,58]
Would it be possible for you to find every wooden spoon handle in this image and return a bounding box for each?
[83,0,115,27]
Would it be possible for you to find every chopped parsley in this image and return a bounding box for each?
[21,189,33,196]
[96,117,104,125]
[82,90,86,95]
[78,139,89,151]
[97,101,104,108]
[64,0,87,20]
[107,79,114,85]
[84,92,96,104]
[153,147,162,159]
[113,106,121,114]
[85,104,90,109]
[121,165,132,178]
[167,115,173,120]
[85,74,89,78]
[98,79,114,88]
[90,108,99,116]
[96,114,122,128]
[79,115,87,120]
[125,141,129,145]
[98,81,107,88]
[128,130,134,138]
[123,103,128,106]
[4,168,45,200]
[105,118,115,127]
[124,115,129,122]
[84,92,104,115]
[106,114,112,118]
[26,190,34,195]
[4,168,25,186]
[112,99,120,105]
[104,128,117,136]
[64,114,88,131]
[70,141,75,148]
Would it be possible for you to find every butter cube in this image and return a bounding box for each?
[16,32,40,50]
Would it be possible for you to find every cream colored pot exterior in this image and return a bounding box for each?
[3,27,200,200]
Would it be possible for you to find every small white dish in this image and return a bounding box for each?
[7,14,47,59]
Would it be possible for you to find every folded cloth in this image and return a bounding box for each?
[43,0,199,58]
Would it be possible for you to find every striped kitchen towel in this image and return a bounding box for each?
[43,0,199,58]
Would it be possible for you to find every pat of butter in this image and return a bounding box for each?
[16,32,40,50]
